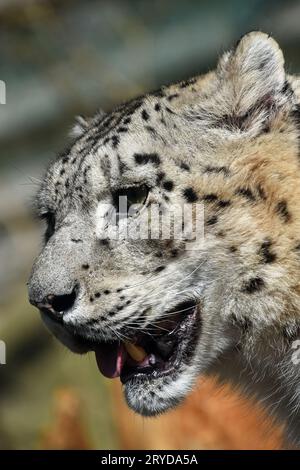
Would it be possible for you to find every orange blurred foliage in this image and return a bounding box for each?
[112,377,284,450]
[40,388,91,450]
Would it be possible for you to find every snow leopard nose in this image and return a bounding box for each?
[29,286,78,321]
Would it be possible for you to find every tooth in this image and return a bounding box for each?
[124,341,147,362]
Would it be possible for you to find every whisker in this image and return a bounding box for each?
[116,248,210,293]
[104,324,131,342]
[12,164,43,185]
[121,259,204,312]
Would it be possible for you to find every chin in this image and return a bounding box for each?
[123,364,198,416]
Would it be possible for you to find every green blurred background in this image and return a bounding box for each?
[0,0,299,449]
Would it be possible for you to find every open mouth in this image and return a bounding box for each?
[93,300,200,384]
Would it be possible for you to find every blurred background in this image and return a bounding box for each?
[0,0,299,450]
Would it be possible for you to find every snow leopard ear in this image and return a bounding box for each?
[217,32,287,117]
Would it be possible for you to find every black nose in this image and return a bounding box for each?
[48,289,77,313]
[30,286,77,322]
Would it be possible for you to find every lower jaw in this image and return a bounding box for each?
[122,366,194,417]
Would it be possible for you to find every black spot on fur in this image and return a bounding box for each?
[171,249,179,257]
[117,126,128,133]
[89,297,94,302]
[99,239,110,247]
[229,246,237,253]
[276,200,291,222]
[95,292,101,298]
[179,77,197,88]
[165,106,175,114]
[180,162,190,171]
[183,187,198,203]
[203,165,230,176]
[61,155,69,165]
[82,264,89,270]
[203,193,218,202]
[116,288,123,293]
[141,109,150,121]
[218,200,231,208]
[235,187,255,201]
[123,117,131,124]
[71,238,82,243]
[104,289,111,295]
[163,180,174,191]
[111,135,120,148]
[260,239,277,263]
[155,265,165,273]
[154,103,161,112]
[206,215,218,225]
[157,171,165,183]
[242,277,265,293]
[167,93,179,101]
[134,153,161,166]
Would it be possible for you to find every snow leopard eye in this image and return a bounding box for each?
[112,184,149,218]
[40,211,56,242]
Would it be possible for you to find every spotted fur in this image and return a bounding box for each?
[29,32,300,447]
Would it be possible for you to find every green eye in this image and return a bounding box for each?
[112,184,149,216]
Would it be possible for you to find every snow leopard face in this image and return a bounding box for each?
[28,32,300,416]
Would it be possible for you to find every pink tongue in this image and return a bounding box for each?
[95,342,126,378]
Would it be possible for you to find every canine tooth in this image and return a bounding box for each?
[124,341,147,362]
